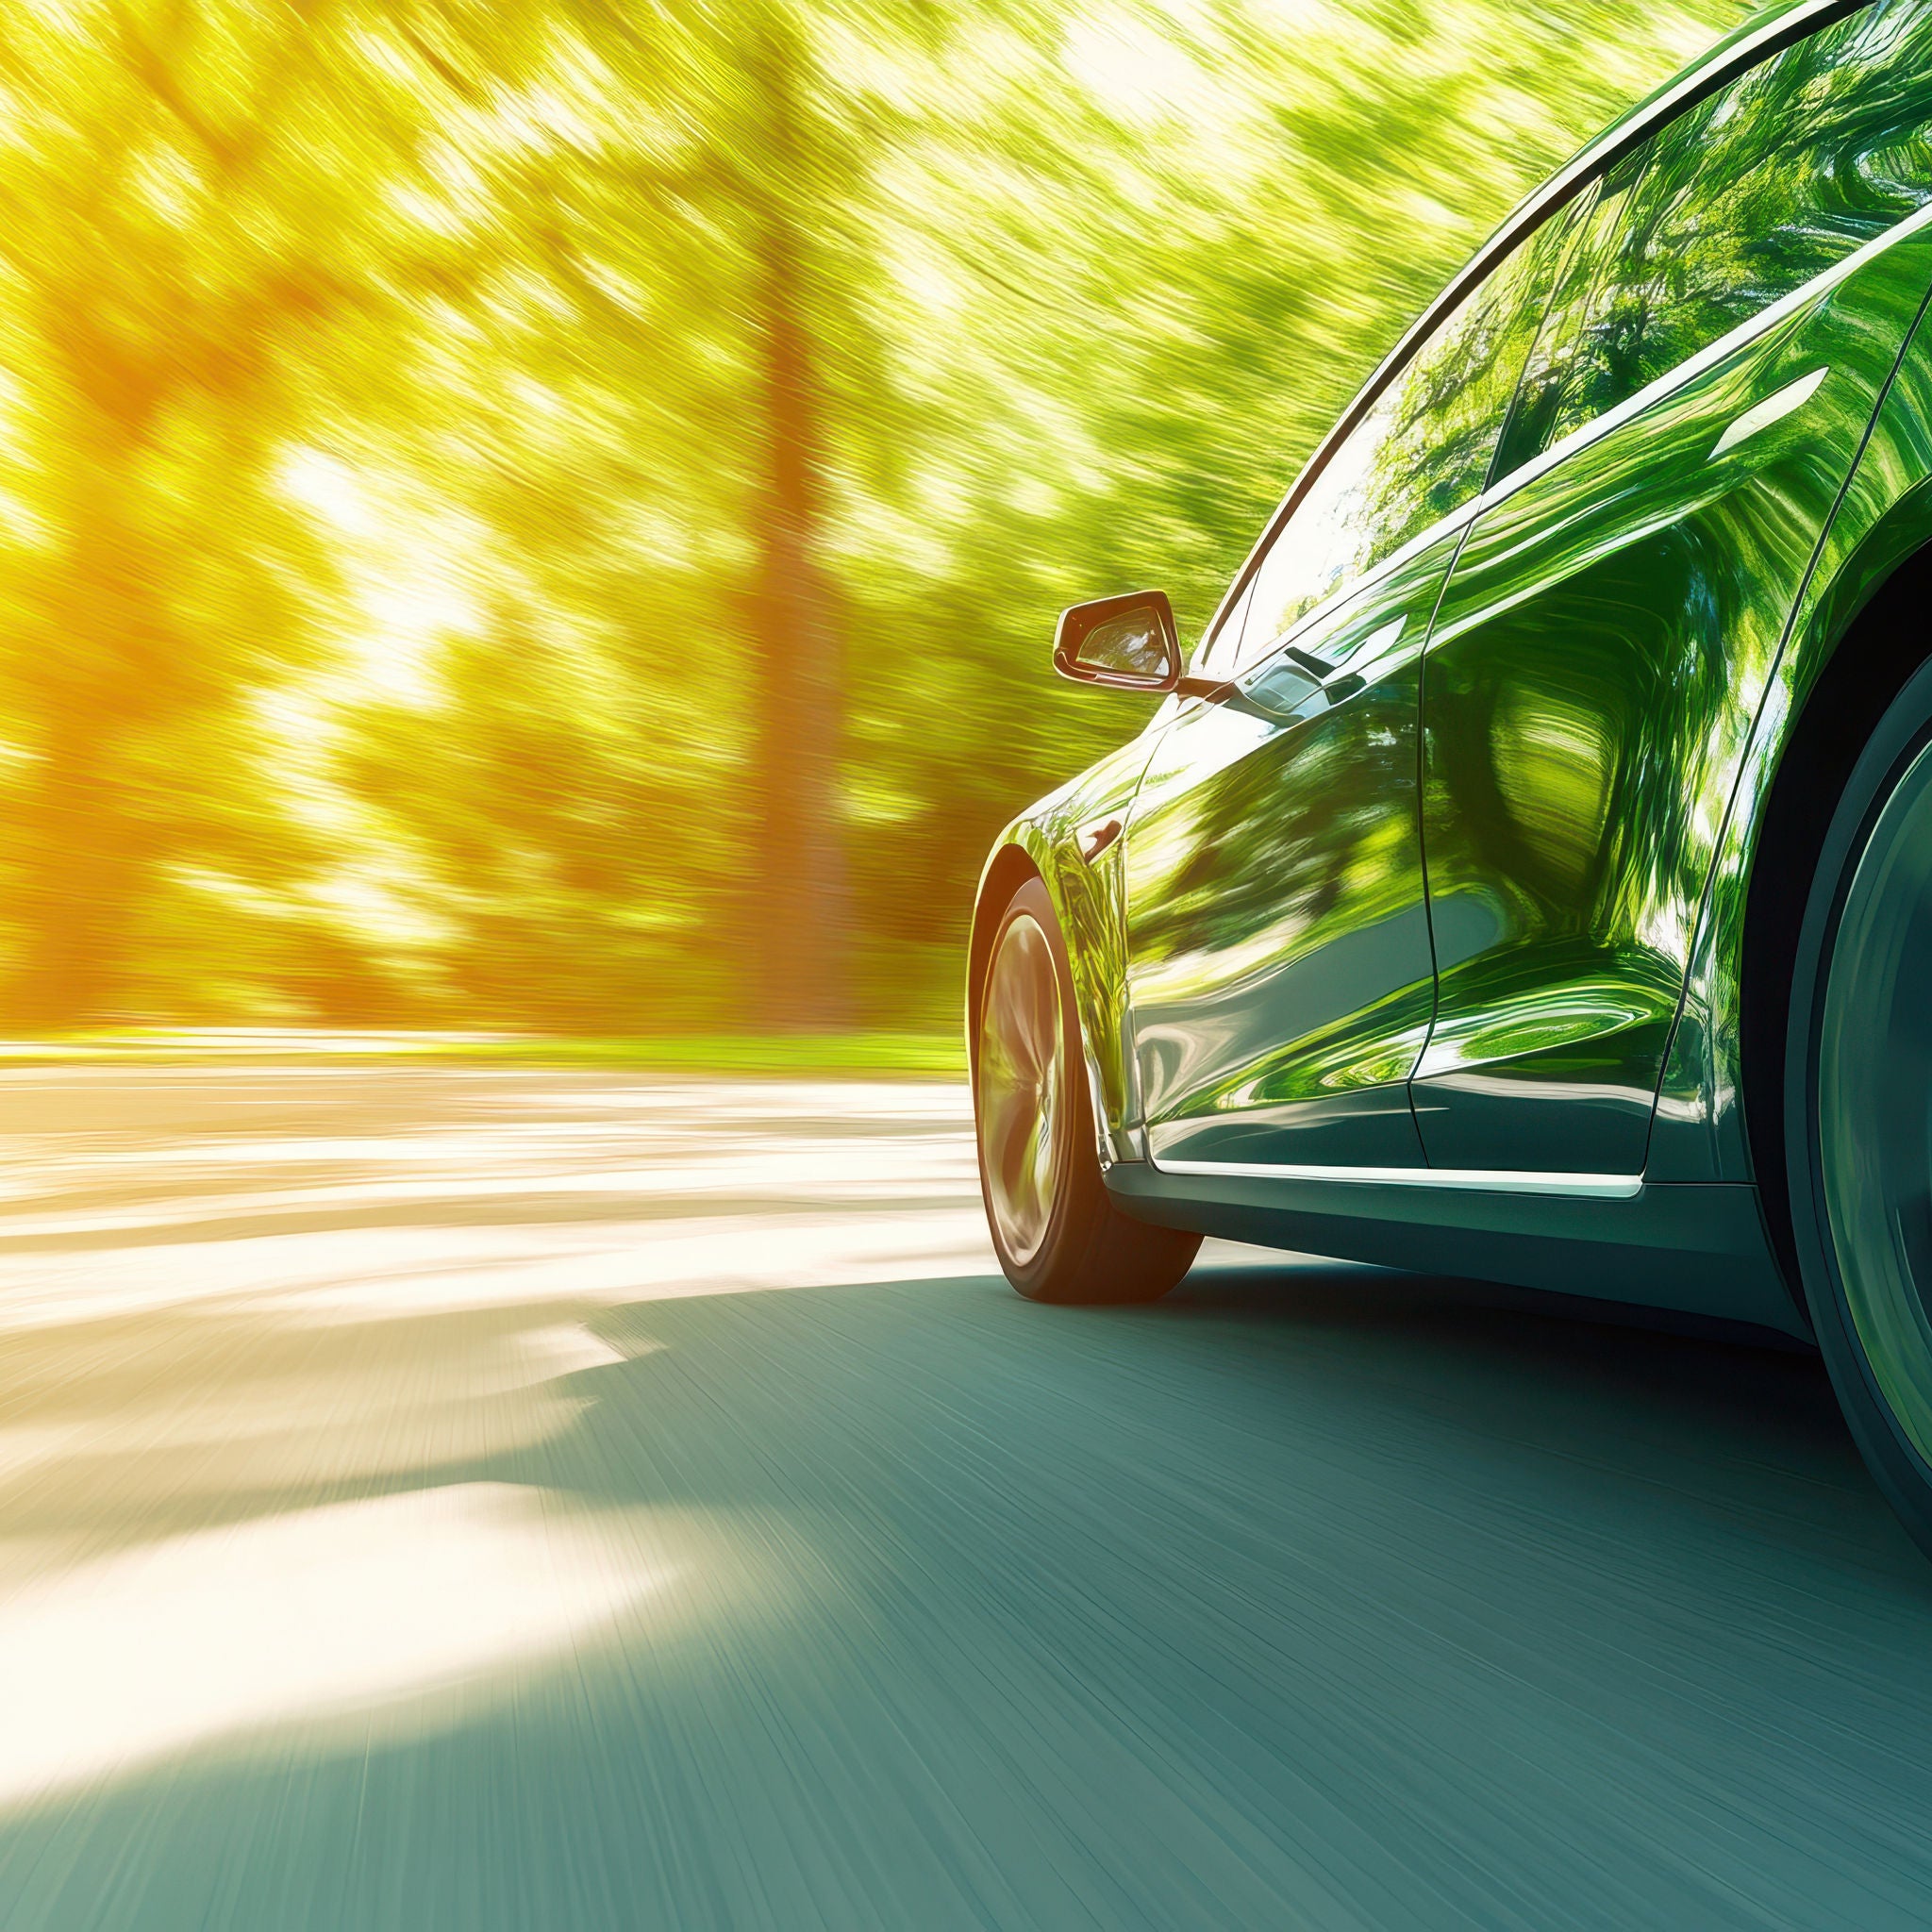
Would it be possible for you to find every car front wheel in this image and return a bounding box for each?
[974,877,1198,1304]
[1789,657,1932,1562]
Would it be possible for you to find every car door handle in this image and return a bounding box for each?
[1286,648,1366,706]
[1711,366,1829,459]
[1283,617,1403,694]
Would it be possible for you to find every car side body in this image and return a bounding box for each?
[968,0,1932,1342]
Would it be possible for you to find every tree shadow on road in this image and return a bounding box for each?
[4,1257,1932,1932]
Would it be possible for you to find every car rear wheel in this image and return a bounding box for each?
[1789,658,1932,1561]
[974,877,1198,1304]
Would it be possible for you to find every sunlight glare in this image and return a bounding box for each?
[0,1484,666,1807]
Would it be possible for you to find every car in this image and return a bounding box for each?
[966,0,1932,1562]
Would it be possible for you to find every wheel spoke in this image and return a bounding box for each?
[988,964,1034,1079]
[977,912,1064,1267]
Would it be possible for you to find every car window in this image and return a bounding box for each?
[1489,160,1637,481]
[1202,203,1582,680]
[1508,3,1932,465]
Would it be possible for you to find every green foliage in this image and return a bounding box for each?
[0,0,1745,1033]
[0,1028,966,1075]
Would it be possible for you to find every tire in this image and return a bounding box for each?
[1788,656,1932,1562]
[974,878,1199,1304]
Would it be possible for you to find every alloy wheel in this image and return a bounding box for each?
[978,911,1066,1267]
[1816,734,1932,1468]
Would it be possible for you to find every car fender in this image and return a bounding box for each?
[966,721,1170,1164]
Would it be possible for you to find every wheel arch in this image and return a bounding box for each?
[967,801,1141,1163]
[966,839,1045,1086]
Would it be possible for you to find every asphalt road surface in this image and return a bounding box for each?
[0,1063,1929,1931]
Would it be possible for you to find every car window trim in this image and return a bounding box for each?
[1193,0,1874,671]
[1225,188,1932,688]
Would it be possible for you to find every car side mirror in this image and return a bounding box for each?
[1053,591,1181,693]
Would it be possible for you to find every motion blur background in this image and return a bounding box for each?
[1,0,1753,1044]
[21,15,1932,1922]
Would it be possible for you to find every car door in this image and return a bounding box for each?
[1122,207,1581,1171]
[1415,8,1932,1175]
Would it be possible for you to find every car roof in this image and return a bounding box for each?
[1202,0,1874,658]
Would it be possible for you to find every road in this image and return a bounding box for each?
[0,1063,1929,1930]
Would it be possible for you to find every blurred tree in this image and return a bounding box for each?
[0,0,1744,1035]
[0,0,329,1023]
[0,0,509,1024]
[739,11,851,1031]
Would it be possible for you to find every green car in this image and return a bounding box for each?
[968,0,1932,1560]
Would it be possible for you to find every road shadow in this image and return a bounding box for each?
[549,1258,1905,1582]
[3,1258,1931,1931]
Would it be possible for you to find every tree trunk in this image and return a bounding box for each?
[5,402,178,1031]
[8,713,151,1030]
[747,35,849,1033]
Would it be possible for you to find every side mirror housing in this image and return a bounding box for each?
[1053,591,1181,693]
